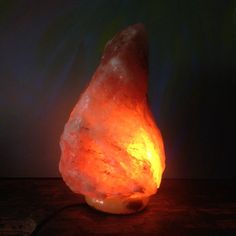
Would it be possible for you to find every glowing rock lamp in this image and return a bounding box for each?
[59,24,166,214]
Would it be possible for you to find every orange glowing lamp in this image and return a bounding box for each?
[59,24,165,214]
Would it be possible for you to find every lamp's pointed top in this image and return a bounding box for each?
[101,23,148,73]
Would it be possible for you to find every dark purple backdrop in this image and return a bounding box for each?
[0,0,235,178]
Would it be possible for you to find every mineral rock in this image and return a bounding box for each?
[59,24,165,199]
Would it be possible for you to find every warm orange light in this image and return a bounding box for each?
[59,23,165,214]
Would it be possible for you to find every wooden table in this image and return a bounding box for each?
[0,179,235,235]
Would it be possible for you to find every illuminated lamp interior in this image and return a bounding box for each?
[59,23,166,214]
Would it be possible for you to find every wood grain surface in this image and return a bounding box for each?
[0,179,235,235]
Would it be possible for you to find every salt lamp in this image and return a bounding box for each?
[59,23,166,214]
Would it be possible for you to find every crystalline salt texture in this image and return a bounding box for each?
[59,24,165,200]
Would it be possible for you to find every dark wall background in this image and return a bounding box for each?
[0,0,235,178]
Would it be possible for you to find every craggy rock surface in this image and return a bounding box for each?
[59,24,165,199]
